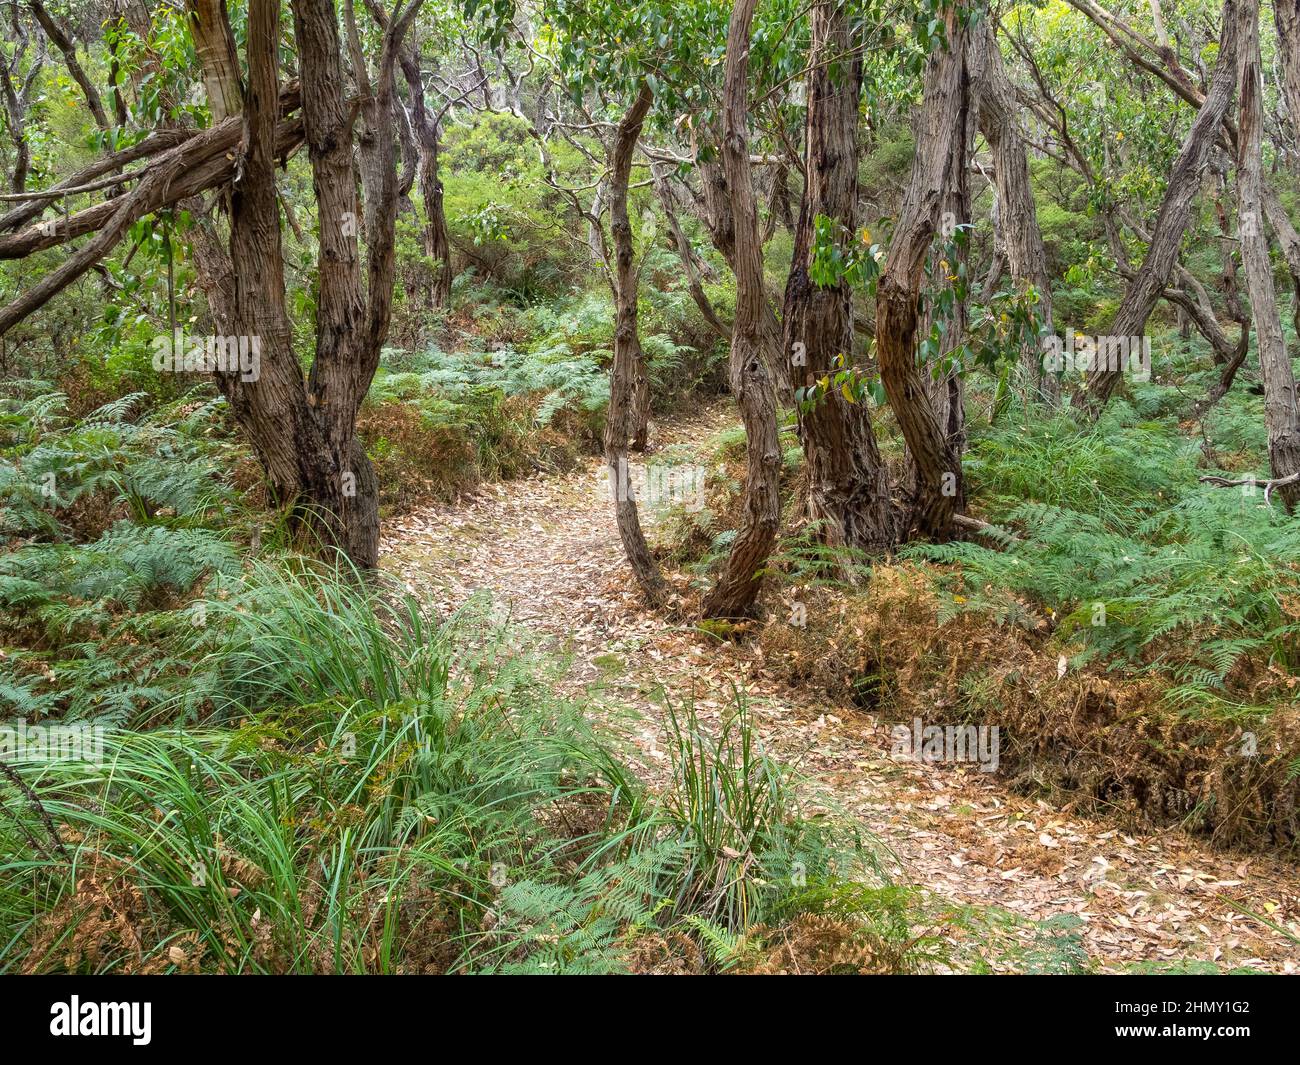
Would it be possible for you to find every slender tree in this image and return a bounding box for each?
[0,7,43,194]
[1076,0,1241,409]
[27,0,110,130]
[701,0,783,619]
[401,43,455,308]
[969,17,1056,401]
[605,83,668,603]
[1235,0,1300,504]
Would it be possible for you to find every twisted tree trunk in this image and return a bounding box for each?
[702,0,783,619]
[874,9,966,541]
[190,0,417,567]
[1076,0,1241,409]
[605,84,667,604]
[782,0,895,554]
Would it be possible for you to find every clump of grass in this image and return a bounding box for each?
[0,565,930,974]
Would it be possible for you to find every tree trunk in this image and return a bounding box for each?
[702,0,783,620]
[1274,0,1300,170]
[361,0,451,309]
[1236,0,1300,505]
[782,0,895,554]
[693,134,793,402]
[970,18,1057,402]
[653,165,730,341]
[222,0,312,507]
[28,0,110,130]
[293,0,411,568]
[875,9,967,541]
[186,0,244,122]
[1214,174,1249,357]
[401,55,453,308]
[922,61,971,458]
[186,0,417,568]
[0,10,40,194]
[1078,0,1241,409]
[605,84,667,604]
[1262,184,1300,341]
[107,22,130,127]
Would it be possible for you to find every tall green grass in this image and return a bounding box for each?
[1,565,916,973]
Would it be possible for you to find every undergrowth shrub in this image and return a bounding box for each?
[0,387,255,725]
[1,565,941,973]
[754,387,1300,849]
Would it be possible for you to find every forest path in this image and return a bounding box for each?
[381,402,1300,973]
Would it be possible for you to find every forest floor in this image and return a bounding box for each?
[381,402,1300,973]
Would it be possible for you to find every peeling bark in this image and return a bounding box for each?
[782,0,895,555]
[702,0,783,619]
[605,84,667,604]
[1236,0,1300,505]
[874,10,966,541]
[186,0,244,121]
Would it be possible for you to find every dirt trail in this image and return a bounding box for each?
[382,404,1300,973]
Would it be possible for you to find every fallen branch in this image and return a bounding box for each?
[0,760,71,864]
[0,166,150,202]
[1199,470,1300,505]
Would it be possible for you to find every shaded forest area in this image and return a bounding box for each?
[2,0,1300,976]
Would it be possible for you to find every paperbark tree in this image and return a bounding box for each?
[701,0,783,619]
[183,0,419,567]
[605,83,667,604]
[400,46,454,308]
[1235,0,1300,505]
[920,61,971,459]
[187,0,244,122]
[781,0,895,554]
[969,18,1056,401]
[874,8,966,541]
[1077,0,1241,409]
[692,130,791,401]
